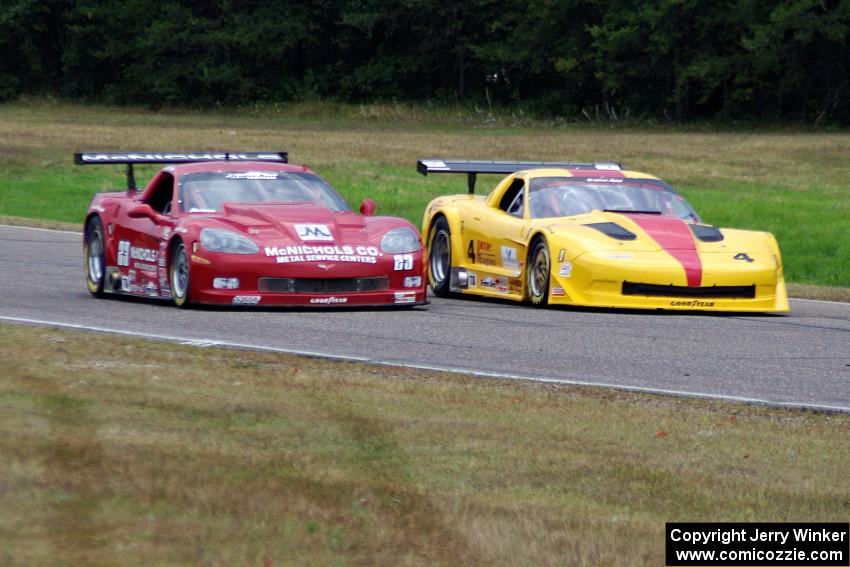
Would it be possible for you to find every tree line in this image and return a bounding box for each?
[2,0,848,124]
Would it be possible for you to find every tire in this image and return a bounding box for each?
[527,238,550,306]
[428,216,452,297]
[170,240,192,308]
[83,216,106,297]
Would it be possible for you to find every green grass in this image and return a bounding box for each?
[1,98,849,287]
[2,322,849,566]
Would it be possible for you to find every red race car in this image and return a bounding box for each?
[77,152,427,307]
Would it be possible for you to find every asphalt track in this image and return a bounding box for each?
[1,224,849,411]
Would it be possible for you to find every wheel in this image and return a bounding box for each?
[170,240,192,308]
[527,238,550,306]
[428,216,452,297]
[84,216,106,297]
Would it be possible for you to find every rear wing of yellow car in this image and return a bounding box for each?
[74,151,288,190]
[416,158,623,193]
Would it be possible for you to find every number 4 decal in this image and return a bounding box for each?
[467,240,476,262]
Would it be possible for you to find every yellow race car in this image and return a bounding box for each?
[418,159,789,312]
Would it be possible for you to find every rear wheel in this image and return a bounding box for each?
[428,216,452,297]
[527,238,550,306]
[84,216,106,297]
[170,240,192,308]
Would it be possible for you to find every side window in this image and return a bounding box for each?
[498,179,525,217]
[147,173,175,215]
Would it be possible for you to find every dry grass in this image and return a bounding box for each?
[1,322,848,566]
[2,100,848,186]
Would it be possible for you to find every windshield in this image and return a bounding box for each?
[178,171,350,213]
[527,177,699,221]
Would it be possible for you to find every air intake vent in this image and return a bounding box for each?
[622,282,755,298]
[584,222,637,240]
[258,277,389,294]
[689,224,724,242]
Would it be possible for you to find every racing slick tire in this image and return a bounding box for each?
[170,239,193,308]
[84,216,106,297]
[428,216,453,297]
[527,237,550,306]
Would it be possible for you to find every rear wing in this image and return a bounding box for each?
[74,151,288,191]
[416,159,623,194]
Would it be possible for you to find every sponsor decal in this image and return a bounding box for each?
[159,277,171,298]
[310,296,348,305]
[225,172,278,180]
[552,286,565,296]
[133,262,158,273]
[475,241,497,265]
[174,226,189,234]
[295,224,333,241]
[117,240,130,266]
[420,160,448,170]
[467,272,477,288]
[501,246,519,270]
[558,249,566,262]
[607,253,632,259]
[120,276,129,292]
[586,177,623,183]
[233,295,261,305]
[670,300,716,308]
[593,163,622,171]
[481,276,497,289]
[393,292,416,304]
[734,252,754,263]
[508,277,522,294]
[191,255,211,265]
[394,254,413,271]
[497,276,509,293]
[144,282,158,297]
[116,246,158,272]
[265,244,380,264]
[559,262,573,277]
[80,152,284,162]
[162,227,172,239]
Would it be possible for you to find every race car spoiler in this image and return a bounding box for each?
[74,151,288,190]
[416,158,623,193]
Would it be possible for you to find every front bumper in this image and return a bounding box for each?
[550,250,789,312]
[187,251,428,307]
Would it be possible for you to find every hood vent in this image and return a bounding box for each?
[689,224,724,242]
[584,222,637,241]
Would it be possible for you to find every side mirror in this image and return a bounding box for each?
[359,198,377,216]
[127,203,156,219]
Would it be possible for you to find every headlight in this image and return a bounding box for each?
[380,227,421,253]
[199,228,259,254]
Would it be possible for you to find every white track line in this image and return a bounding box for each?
[2,314,848,414]
[0,223,81,235]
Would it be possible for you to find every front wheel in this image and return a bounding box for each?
[84,216,106,297]
[527,238,550,306]
[427,216,452,297]
[170,240,192,308]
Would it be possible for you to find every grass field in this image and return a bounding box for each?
[2,322,849,566]
[0,98,848,288]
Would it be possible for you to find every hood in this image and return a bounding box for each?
[211,203,368,243]
[546,212,704,287]
[615,213,701,287]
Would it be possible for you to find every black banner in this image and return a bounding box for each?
[666,523,849,566]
